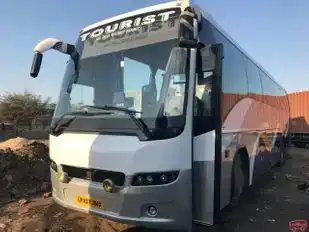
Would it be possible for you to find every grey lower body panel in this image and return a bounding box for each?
[192,160,215,225]
[51,168,192,230]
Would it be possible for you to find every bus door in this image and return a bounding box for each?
[192,44,223,226]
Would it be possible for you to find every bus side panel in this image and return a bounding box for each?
[201,17,290,210]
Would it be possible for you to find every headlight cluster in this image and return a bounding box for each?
[131,171,179,186]
[50,159,58,172]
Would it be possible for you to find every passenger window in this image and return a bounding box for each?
[247,61,262,95]
[260,71,288,131]
[221,41,248,96]
[260,71,276,96]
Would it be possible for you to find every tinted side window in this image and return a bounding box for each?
[242,61,264,131]
[247,61,262,95]
[260,71,276,96]
[200,19,248,96]
[200,18,249,128]
[260,72,289,132]
[213,29,249,127]
[260,71,282,109]
[260,72,279,130]
[221,41,248,96]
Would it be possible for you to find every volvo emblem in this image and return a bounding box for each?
[103,179,114,193]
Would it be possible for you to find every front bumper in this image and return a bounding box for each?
[51,168,191,230]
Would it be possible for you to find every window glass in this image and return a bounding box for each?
[163,74,186,116]
[199,18,249,130]
[200,20,248,96]
[260,71,287,109]
[260,71,276,96]
[247,61,262,94]
[221,41,248,96]
[123,57,151,93]
[194,73,212,117]
[70,85,94,109]
[276,86,286,96]
[200,18,289,134]
[155,69,164,101]
[122,57,151,111]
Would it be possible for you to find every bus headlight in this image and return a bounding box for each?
[146,175,154,184]
[131,171,179,186]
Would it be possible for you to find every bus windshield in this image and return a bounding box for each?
[52,39,189,139]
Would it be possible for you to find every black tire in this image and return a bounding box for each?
[231,154,248,206]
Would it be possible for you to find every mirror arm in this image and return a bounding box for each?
[65,43,79,71]
[52,42,79,73]
[30,38,79,79]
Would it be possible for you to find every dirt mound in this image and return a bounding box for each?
[0,137,31,151]
[0,137,50,200]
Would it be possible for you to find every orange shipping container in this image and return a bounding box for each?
[222,93,289,133]
[288,91,309,133]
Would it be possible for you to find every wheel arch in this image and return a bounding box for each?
[230,147,250,197]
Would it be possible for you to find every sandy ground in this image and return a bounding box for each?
[0,147,309,232]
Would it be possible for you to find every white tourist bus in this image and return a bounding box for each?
[30,0,290,230]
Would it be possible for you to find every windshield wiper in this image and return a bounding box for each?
[84,105,152,139]
[85,105,141,114]
[50,110,112,136]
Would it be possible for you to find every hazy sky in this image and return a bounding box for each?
[0,0,308,102]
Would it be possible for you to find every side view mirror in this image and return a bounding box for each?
[178,7,202,48]
[30,38,79,78]
[30,52,43,78]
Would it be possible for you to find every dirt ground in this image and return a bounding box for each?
[211,147,309,232]
[0,143,309,232]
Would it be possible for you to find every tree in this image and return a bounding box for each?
[40,102,56,129]
[0,91,54,129]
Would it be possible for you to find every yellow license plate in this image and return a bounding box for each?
[75,195,104,209]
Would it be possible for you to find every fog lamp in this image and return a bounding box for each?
[103,179,114,193]
[57,171,70,183]
[147,205,158,217]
